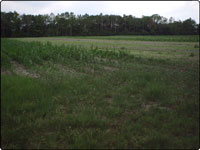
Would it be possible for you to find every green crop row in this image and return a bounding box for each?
[1,39,132,67]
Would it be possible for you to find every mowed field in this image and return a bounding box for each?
[1,35,199,149]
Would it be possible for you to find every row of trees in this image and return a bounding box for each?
[1,11,199,37]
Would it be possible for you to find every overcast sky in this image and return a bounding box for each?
[1,1,199,23]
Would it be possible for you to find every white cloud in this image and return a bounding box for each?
[1,1,199,23]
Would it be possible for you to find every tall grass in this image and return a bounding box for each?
[1,37,199,149]
[1,75,56,148]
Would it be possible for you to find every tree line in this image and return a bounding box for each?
[1,11,199,37]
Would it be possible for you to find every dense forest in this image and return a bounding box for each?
[1,11,199,37]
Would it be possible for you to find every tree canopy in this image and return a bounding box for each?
[1,11,199,37]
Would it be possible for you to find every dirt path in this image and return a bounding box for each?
[1,61,40,78]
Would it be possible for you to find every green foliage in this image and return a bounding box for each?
[1,75,55,117]
[194,44,199,48]
[1,51,11,69]
[144,133,174,149]
[189,52,195,57]
[144,81,168,102]
[1,11,199,37]
[1,38,199,149]
[1,39,132,68]
[1,75,56,148]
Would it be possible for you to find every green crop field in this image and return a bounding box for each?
[1,36,199,149]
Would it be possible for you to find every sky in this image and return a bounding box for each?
[1,1,199,23]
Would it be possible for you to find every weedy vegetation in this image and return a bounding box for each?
[1,36,199,149]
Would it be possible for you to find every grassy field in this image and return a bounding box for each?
[14,35,200,42]
[1,36,199,149]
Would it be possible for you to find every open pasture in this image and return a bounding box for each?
[1,36,199,149]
